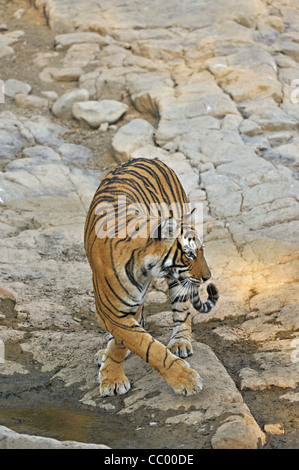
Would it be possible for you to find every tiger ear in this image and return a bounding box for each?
[183,207,196,226]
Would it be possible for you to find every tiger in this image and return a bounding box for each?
[84,158,218,397]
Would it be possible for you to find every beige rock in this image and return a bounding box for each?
[112,119,155,162]
[50,67,83,81]
[14,94,48,109]
[0,45,14,58]
[264,424,285,436]
[54,32,108,50]
[211,416,266,449]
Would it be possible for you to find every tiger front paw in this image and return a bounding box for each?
[168,339,193,359]
[98,374,131,397]
[164,358,203,396]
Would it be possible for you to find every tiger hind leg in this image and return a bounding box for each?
[167,279,193,358]
[94,335,130,366]
[94,305,145,366]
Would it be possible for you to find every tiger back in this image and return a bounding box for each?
[84,158,218,397]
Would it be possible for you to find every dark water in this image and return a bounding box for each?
[0,405,130,447]
[0,404,209,449]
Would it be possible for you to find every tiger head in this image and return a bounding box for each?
[146,210,211,285]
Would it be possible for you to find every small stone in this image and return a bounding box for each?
[0,24,8,32]
[100,122,109,131]
[41,91,59,102]
[52,88,89,119]
[0,45,14,58]
[14,94,48,109]
[264,424,285,435]
[13,9,25,19]
[4,79,32,98]
[72,100,128,128]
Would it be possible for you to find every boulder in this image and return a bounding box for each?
[72,100,128,128]
[52,89,89,119]
[112,118,155,162]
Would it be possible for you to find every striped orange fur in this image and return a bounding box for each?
[84,158,218,396]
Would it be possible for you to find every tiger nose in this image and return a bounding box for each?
[202,275,211,283]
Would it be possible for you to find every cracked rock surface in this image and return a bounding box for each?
[0,0,298,449]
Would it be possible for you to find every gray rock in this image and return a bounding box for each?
[22,146,61,161]
[0,130,23,160]
[4,79,32,98]
[23,116,68,148]
[58,142,93,164]
[52,88,89,119]
[72,100,128,128]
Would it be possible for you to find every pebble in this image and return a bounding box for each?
[13,9,25,19]
[4,79,32,98]
[41,90,59,102]
[264,424,285,435]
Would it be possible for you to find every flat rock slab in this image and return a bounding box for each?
[83,342,265,449]
[54,32,108,50]
[40,0,262,33]
[0,426,109,449]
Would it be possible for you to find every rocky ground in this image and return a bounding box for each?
[0,0,298,449]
